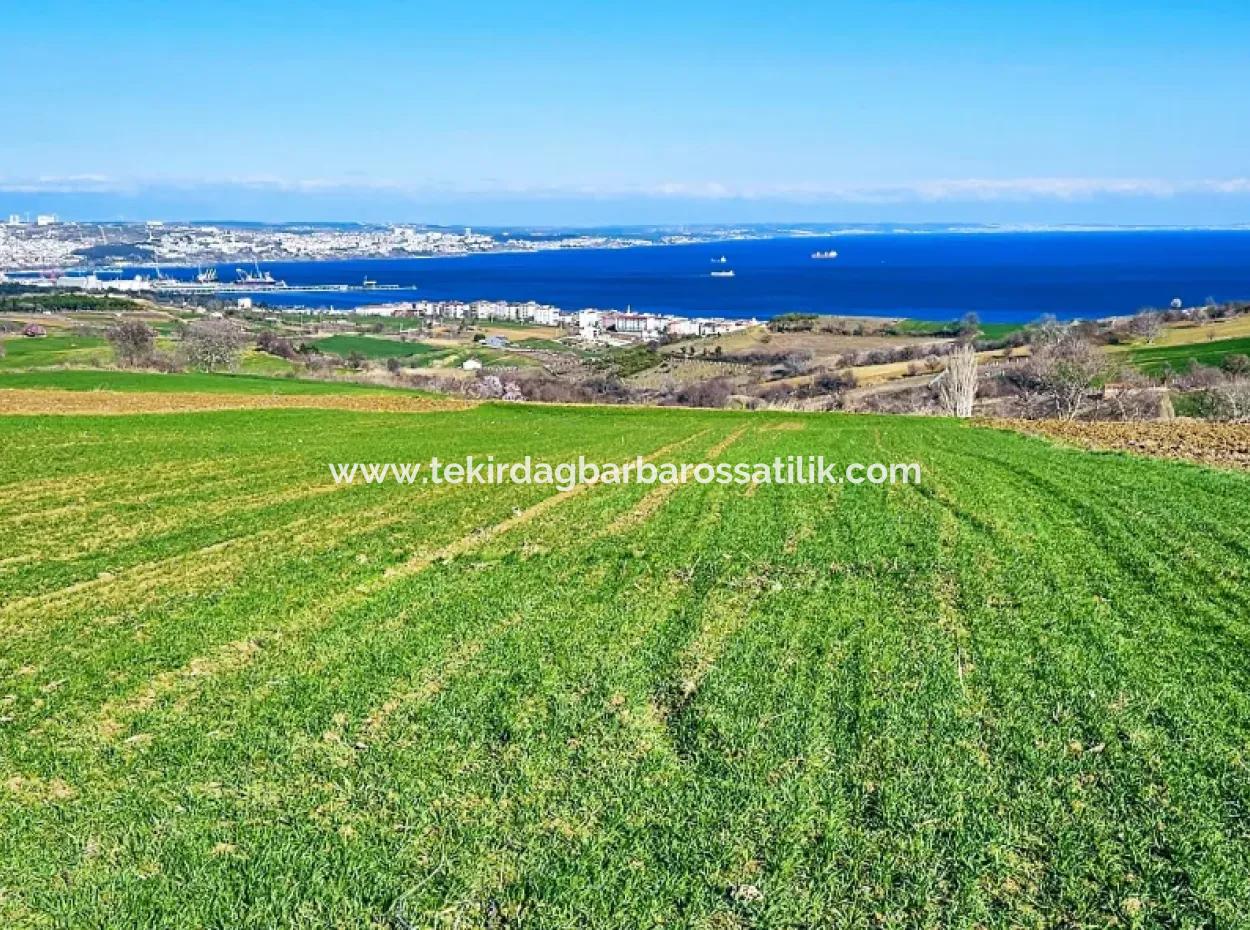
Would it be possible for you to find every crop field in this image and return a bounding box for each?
[1150,315,1250,347]
[311,334,448,361]
[310,335,540,371]
[2,398,1250,927]
[0,335,112,370]
[1127,335,1250,375]
[892,320,1025,340]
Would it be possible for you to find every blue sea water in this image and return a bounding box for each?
[159,230,1250,323]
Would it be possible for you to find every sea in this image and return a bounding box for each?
[136,229,1250,323]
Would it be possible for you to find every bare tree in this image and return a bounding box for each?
[1210,379,1250,421]
[106,319,156,367]
[1010,333,1111,420]
[957,311,981,342]
[183,319,246,372]
[938,342,977,417]
[780,350,812,376]
[1128,309,1164,344]
[1028,313,1063,346]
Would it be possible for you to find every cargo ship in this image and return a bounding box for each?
[234,263,286,288]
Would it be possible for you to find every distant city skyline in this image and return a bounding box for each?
[4,0,1249,225]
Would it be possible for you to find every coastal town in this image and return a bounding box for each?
[0,216,771,343]
[375,299,759,341]
[0,215,758,271]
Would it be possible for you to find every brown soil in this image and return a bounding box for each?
[0,389,472,416]
[991,418,1250,471]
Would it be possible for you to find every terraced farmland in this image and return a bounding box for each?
[2,399,1250,927]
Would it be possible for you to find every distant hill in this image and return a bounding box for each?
[71,242,155,262]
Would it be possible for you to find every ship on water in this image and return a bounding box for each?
[711,255,728,263]
[811,250,838,259]
[234,262,286,288]
[710,269,735,278]
[195,266,218,284]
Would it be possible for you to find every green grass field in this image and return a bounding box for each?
[0,335,112,370]
[892,319,1024,340]
[312,334,447,361]
[2,400,1249,927]
[1127,335,1250,374]
[235,349,301,376]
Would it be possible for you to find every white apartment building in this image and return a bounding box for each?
[577,309,600,340]
[529,303,560,326]
[667,318,702,337]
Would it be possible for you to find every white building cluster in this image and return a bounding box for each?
[0,226,81,269]
[395,301,756,340]
[351,301,757,341]
[140,225,504,263]
[580,310,757,341]
[403,299,563,326]
[0,220,667,271]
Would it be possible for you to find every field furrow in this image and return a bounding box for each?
[2,404,1249,927]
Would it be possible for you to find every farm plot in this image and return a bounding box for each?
[1127,335,1250,374]
[1,402,1249,927]
[0,335,112,370]
[311,334,448,361]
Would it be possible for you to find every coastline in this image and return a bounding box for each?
[8,228,1250,324]
[8,223,1250,278]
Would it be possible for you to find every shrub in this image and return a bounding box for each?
[256,331,298,360]
[769,313,819,333]
[1178,370,1250,421]
[1222,354,1250,375]
[675,377,733,409]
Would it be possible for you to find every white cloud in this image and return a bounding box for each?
[2,175,1249,202]
[634,178,1250,202]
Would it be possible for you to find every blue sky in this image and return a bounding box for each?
[3,0,1249,224]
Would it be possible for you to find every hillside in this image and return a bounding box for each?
[2,396,1249,926]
